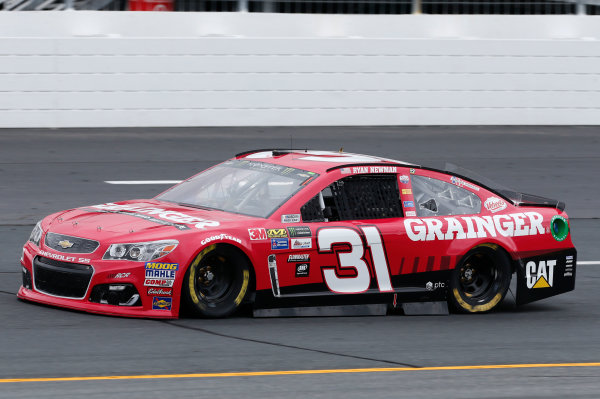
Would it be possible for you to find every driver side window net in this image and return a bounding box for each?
[411,175,481,217]
[301,174,402,222]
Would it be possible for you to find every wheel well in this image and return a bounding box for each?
[465,243,515,273]
[212,243,257,296]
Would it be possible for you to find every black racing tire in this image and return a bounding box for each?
[449,245,512,314]
[182,245,251,318]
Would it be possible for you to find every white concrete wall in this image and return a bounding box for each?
[1,12,599,127]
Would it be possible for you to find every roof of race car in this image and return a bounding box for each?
[235,149,417,174]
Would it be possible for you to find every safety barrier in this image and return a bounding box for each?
[1,12,599,127]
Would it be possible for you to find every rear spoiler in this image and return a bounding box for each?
[498,190,565,211]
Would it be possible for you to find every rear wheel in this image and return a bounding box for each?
[182,245,251,318]
[449,245,511,313]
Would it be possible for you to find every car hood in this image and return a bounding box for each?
[44,199,256,241]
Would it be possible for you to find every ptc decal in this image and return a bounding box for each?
[526,260,556,289]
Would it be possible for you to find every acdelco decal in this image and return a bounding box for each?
[91,203,219,229]
[404,212,544,241]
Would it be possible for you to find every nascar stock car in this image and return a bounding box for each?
[19,150,576,318]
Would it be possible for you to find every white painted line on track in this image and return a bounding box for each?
[105,180,182,185]
[578,261,600,266]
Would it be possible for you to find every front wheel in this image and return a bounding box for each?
[182,245,251,318]
[449,245,512,313]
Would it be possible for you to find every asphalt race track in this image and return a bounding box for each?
[1,127,599,398]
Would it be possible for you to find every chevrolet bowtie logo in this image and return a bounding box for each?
[58,240,74,249]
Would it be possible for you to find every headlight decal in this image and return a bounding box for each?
[103,240,178,262]
[28,221,43,246]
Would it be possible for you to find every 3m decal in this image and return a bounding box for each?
[318,226,392,294]
[287,226,312,237]
[248,228,267,240]
[404,212,544,241]
[90,203,219,229]
[267,229,288,238]
[403,201,415,208]
[201,233,242,245]
[288,254,310,262]
[295,263,310,277]
[291,238,312,249]
[484,197,507,213]
[271,238,289,250]
[401,189,412,195]
[526,260,556,289]
[152,297,172,310]
[281,214,301,223]
[147,287,173,296]
[144,278,175,287]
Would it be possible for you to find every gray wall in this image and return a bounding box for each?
[1,12,600,127]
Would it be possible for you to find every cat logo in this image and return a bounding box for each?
[526,260,556,289]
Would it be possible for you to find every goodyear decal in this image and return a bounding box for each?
[152,296,172,310]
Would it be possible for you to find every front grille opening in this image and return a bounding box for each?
[33,256,93,298]
[89,284,142,306]
[44,232,100,254]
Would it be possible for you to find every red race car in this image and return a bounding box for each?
[19,150,576,318]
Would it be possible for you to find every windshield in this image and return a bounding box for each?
[157,160,317,218]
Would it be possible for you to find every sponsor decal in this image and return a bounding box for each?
[404,212,545,242]
[564,255,574,277]
[403,201,415,208]
[145,269,176,279]
[107,272,131,279]
[410,168,416,174]
[271,238,289,250]
[450,176,480,191]
[401,189,412,195]
[398,175,410,184]
[38,250,90,264]
[295,263,310,277]
[526,260,556,289]
[147,287,173,296]
[144,278,175,287]
[248,228,267,240]
[200,233,242,246]
[145,262,179,270]
[484,197,507,213]
[551,215,569,242]
[426,281,445,291]
[405,211,417,217]
[90,202,219,230]
[281,214,301,223]
[288,254,310,262]
[267,228,288,238]
[340,168,351,174]
[152,296,172,310]
[291,238,312,249]
[287,226,312,237]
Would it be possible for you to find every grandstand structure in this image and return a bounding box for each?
[1,0,599,14]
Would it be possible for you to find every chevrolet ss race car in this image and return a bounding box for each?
[19,150,576,318]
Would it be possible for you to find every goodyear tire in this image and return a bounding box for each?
[449,245,511,313]
[182,245,251,318]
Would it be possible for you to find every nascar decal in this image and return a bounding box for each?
[267,229,288,238]
[526,260,556,289]
[404,212,544,241]
[90,203,219,229]
[200,233,242,246]
[152,296,172,310]
[248,228,267,240]
[484,197,507,213]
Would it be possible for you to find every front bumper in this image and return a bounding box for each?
[19,242,180,319]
